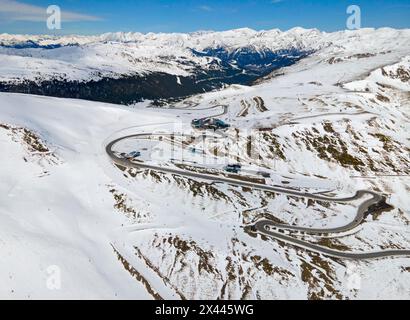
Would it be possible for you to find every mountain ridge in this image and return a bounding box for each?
[0,27,409,104]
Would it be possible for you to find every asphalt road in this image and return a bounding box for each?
[254,220,410,260]
[105,132,410,261]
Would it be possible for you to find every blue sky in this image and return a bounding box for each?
[0,0,409,35]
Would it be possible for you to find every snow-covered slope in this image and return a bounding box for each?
[0,27,410,300]
[0,94,179,299]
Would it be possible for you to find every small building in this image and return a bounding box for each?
[191,118,230,131]
[224,164,242,173]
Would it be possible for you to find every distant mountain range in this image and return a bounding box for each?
[0,27,409,104]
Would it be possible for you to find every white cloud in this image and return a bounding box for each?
[0,0,101,22]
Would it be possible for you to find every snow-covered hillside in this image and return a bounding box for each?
[0,27,409,300]
[0,94,176,299]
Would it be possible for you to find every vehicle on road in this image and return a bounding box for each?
[224,164,242,173]
[258,171,271,178]
[124,151,141,159]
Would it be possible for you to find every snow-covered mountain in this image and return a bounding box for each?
[0,28,319,103]
[1,27,409,104]
[0,27,409,300]
[0,27,322,52]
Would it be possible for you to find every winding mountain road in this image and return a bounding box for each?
[106,133,410,261]
[105,104,410,261]
[254,220,410,260]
